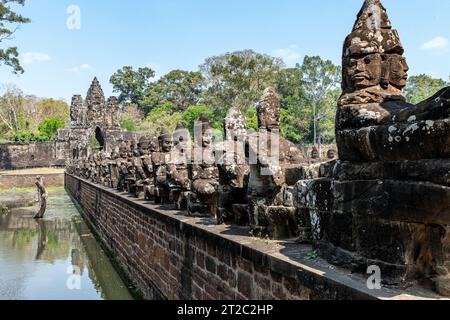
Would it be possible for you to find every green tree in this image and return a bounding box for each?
[299,56,341,144]
[319,88,341,143]
[142,69,204,114]
[405,74,449,104]
[0,0,30,74]
[277,68,311,143]
[140,102,184,137]
[38,117,66,141]
[10,130,48,142]
[182,104,215,134]
[34,98,69,129]
[0,85,29,134]
[280,101,312,143]
[199,50,284,118]
[245,107,258,132]
[120,104,144,132]
[120,116,138,132]
[110,66,155,107]
[277,67,304,104]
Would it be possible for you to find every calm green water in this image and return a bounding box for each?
[0,189,135,300]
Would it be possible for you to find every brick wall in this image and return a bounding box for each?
[65,173,382,300]
[0,173,64,189]
[0,142,64,170]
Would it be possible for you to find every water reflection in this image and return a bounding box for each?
[0,189,134,300]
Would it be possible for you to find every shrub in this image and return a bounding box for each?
[38,117,66,141]
[120,116,138,132]
[9,131,49,142]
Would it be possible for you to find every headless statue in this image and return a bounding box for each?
[34,176,48,219]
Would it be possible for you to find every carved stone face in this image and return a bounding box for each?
[138,141,150,156]
[258,102,280,130]
[119,145,129,158]
[389,54,409,89]
[345,53,383,90]
[173,129,190,152]
[257,88,281,130]
[160,136,174,153]
[202,129,213,148]
[225,107,247,142]
[327,149,336,160]
[149,138,159,153]
[129,143,138,157]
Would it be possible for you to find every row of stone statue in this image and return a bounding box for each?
[67,88,335,229]
[68,115,226,220]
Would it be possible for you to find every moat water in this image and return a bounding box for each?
[0,188,135,300]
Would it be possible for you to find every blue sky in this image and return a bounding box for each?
[0,0,449,102]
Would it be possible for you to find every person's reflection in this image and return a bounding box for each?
[71,248,86,276]
[35,219,47,260]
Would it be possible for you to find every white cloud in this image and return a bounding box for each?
[22,52,51,64]
[421,36,449,50]
[69,63,92,72]
[272,45,301,66]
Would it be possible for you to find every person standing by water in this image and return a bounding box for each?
[34,176,48,219]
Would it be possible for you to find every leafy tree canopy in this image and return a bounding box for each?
[37,117,66,141]
[0,0,30,74]
[182,104,215,134]
[140,102,184,137]
[199,49,284,117]
[141,69,204,115]
[110,66,155,107]
[405,74,449,104]
[35,98,69,124]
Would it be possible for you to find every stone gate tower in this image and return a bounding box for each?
[55,77,136,163]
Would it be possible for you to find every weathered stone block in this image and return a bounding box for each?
[334,159,450,186]
[337,120,450,162]
[251,206,300,240]
[295,179,333,212]
[320,210,355,252]
[333,180,450,225]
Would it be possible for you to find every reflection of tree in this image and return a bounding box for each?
[35,219,47,260]
[0,210,71,261]
[36,220,71,262]
[12,230,37,250]
[0,190,133,300]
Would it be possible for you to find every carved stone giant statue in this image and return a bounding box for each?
[336,0,450,161]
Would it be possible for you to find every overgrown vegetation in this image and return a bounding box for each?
[405,74,449,104]
[113,52,343,144]
[0,0,30,74]
[0,86,69,142]
[113,51,449,145]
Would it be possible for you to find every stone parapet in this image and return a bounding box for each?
[65,173,442,300]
